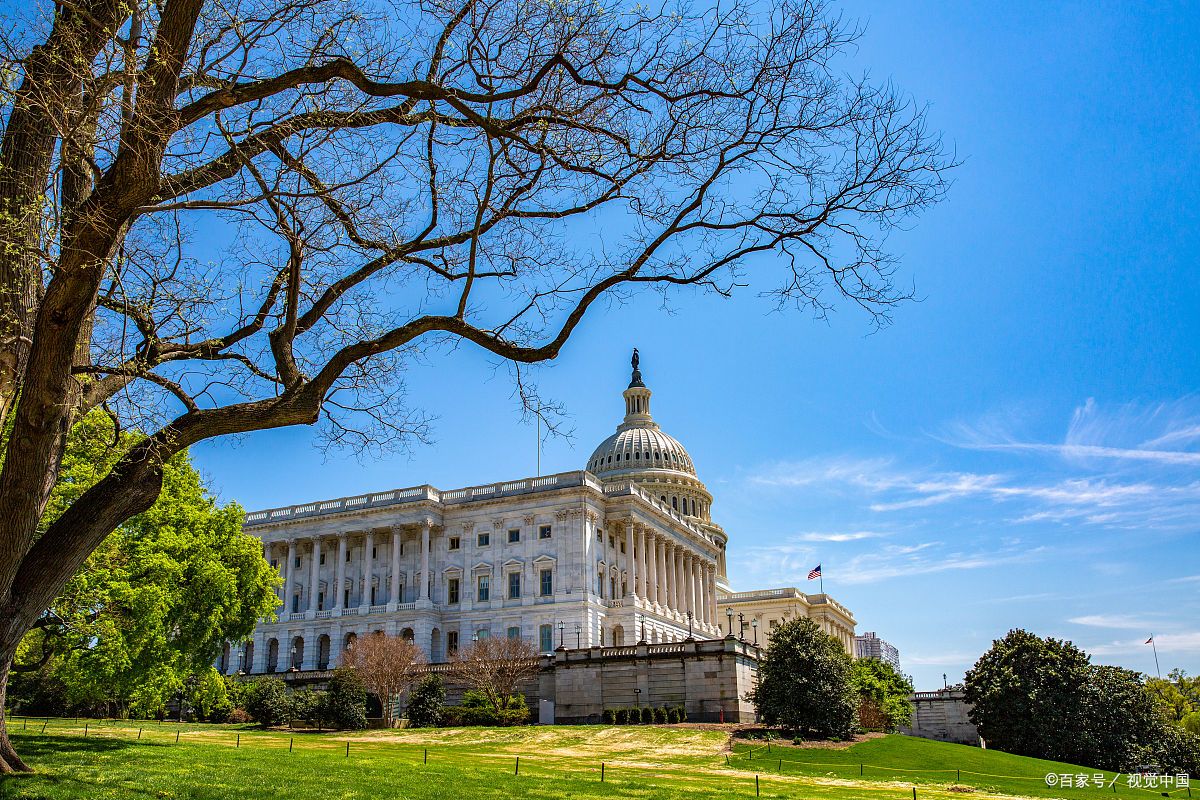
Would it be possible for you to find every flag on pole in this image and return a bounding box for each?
[1145,636,1154,645]
[807,564,822,580]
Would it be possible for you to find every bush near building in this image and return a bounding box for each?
[749,618,856,740]
[406,675,446,728]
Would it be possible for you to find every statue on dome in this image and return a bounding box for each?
[630,348,644,388]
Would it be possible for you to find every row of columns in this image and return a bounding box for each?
[617,522,717,628]
[272,520,433,614]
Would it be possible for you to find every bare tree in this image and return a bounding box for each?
[449,636,540,712]
[0,0,950,770]
[342,633,426,726]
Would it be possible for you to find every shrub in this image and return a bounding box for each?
[603,708,617,724]
[289,688,327,727]
[641,706,653,724]
[654,706,668,723]
[676,705,688,723]
[440,704,529,727]
[227,708,252,724]
[243,678,290,727]
[407,675,445,728]
[190,668,234,723]
[615,707,628,724]
[326,667,368,730]
[749,617,855,739]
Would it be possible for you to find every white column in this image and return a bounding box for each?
[360,531,374,608]
[656,537,667,607]
[334,534,347,610]
[673,546,684,614]
[389,529,402,605]
[638,528,649,598]
[707,566,717,627]
[690,557,701,621]
[625,521,636,598]
[285,540,297,614]
[308,538,321,612]
[419,519,431,601]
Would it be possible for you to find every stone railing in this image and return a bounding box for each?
[244,471,601,528]
[722,587,800,603]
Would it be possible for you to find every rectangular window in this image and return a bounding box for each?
[620,539,626,553]
[476,628,490,640]
[507,626,521,639]
[317,591,324,611]
[370,586,377,604]
[294,556,302,569]
[291,594,300,613]
[608,535,615,549]
[345,549,352,562]
[508,572,521,599]
[343,588,350,607]
[448,536,460,551]
[372,546,377,559]
[540,569,553,596]
[447,631,459,655]
[508,528,520,544]
[596,529,602,541]
[319,552,326,565]
[477,575,490,602]
[448,578,460,605]
[270,559,278,569]
[477,532,490,547]
[539,624,554,653]
[539,525,552,540]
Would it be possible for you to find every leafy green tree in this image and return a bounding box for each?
[1148,670,1200,735]
[288,688,328,728]
[243,678,290,728]
[964,629,1093,764]
[966,630,1200,773]
[326,667,368,731]
[9,411,279,718]
[189,668,234,722]
[406,675,445,728]
[851,657,914,731]
[748,618,855,739]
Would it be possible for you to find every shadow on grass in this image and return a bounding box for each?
[0,735,174,800]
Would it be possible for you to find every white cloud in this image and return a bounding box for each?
[791,530,886,542]
[1087,632,1200,657]
[1068,614,1158,630]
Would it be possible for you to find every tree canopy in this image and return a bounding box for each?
[965,629,1200,774]
[748,617,856,739]
[851,657,913,732]
[9,411,278,718]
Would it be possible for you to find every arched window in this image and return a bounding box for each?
[672,496,678,510]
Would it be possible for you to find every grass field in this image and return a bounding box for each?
[0,719,1191,800]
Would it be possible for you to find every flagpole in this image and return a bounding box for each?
[1150,634,1161,678]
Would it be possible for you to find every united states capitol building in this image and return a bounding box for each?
[222,353,856,677]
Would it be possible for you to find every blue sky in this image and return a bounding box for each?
[194,0,1200,689]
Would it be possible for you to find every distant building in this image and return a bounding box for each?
[855,631,900,669]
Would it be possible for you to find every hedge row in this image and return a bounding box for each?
[603,706,686,724]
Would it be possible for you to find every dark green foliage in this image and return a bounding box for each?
[406,675,445,728]
[851,658,914,731]
[326,667,368,731]
[675,705,687,723]
[654,706,668,723]
[615,707,628,724]
[603,709,617,724]
[748,617,855,739]
[442,690,528,726]
[640,706,653,724]
[190,668,234,722]
[288,689,327,728]
[243,678,290,727]
[965,629,1200,774]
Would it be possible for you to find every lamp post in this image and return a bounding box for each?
[557,620,566,649]
[574,623,582,649]
[633,688,642,708]
[686,610,694,640]
[640,614,647,644]
[237,649,245,676]
[751,618,759,646]
[725,607,734,637]
[471,632,479,644]
[289,644,298,672]
[737,613,746,640]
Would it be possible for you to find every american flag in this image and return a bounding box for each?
[807,564,822,580]
[1145,636,1154,645]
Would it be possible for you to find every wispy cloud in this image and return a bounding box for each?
[1068,614,1158,630]
[792,530,886,543]
[1087,632,1200,657]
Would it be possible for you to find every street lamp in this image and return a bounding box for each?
[633,688,642,708]
[574,623,582,649]
[471,632,479,643]
[557,620,566,649]
[686,610,694,640]
[725,607,734,637]
[289,644,298,672]
[737,613,746,640]
[237,649,245,676]
[639,614,647,644]
[751,618,759,645]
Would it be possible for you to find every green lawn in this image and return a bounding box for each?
[730,735,1193,800]
[0,719,1190,800]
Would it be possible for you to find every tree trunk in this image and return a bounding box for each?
[0,656,31,773]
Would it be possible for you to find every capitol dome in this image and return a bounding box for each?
[587,426,697,477]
